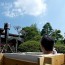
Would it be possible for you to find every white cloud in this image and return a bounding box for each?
[1,0,47,17]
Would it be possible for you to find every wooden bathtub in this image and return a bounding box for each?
[0,52,64,65]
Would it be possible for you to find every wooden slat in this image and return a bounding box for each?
[3,57,38,65]
[43,54,64,65]
[0,53,4,65]
[38,57,44,65]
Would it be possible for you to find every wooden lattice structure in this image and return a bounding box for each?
[0,23,23,53]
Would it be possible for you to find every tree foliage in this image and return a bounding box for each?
[21,24,40,41]
[41,22,53,36]
[51,29,63,41]
[15,23,64,52]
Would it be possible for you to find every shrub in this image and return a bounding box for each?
[55,44,65,53]
[18,40,40,52]
[33,35,42,41]
[55,40,64,44]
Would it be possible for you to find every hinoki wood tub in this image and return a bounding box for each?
[0,52,64,65]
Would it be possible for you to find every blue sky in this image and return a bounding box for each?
[0,0,65,36]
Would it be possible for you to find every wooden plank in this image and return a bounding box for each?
[38,57,44,65]
[55,54,64,65]
[43,54,64,65]
[3,57,38,65]
[43,57,52,65]
[0,53,4,65]
[62,54,65,65]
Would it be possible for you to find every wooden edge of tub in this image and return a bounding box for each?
[3,56,38,65]
[0,53,4,65]
[0,53,65,65]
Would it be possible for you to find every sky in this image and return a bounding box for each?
[0,0,65,36]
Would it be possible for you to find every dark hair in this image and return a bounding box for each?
[41,35,54,51]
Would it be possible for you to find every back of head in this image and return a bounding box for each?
[41,35,54,51]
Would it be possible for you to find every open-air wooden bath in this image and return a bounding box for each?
[0,52,65,65]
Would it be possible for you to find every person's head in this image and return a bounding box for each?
[40,35,54,54]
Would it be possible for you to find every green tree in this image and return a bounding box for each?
[51,29,63,41]
[21,24,40,41]
[41,22,53,36]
